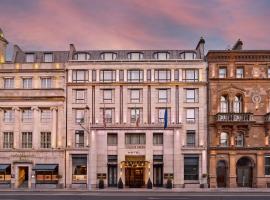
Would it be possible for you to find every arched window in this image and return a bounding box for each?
[233,95,243,113]
[235,133,244,147]
[220,132,228,147]
[220,95,228,113]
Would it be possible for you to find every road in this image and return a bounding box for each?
[1,192,270,200]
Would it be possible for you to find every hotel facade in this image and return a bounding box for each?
[0,29,208,189]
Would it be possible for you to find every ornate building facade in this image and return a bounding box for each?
[207,41,270,188]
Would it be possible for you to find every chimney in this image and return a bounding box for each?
[232,39,243,50]
[196,37,205,59]
[69,44,76,60]
[0,28,8,63]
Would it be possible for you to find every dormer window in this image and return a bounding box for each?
[25,53,35,63]
[153,52,170,60]
[127,52,144,60]
[44,53,53,63]
[101,52,117,61]
[73,53,90,61]
[180,52,196,60]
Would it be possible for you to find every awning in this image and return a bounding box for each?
[0,164,10,172]
[32,164,58,171]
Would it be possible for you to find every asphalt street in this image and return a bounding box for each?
[1,192,270,200]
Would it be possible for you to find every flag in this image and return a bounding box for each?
[164,108,168,129]
[103,108,106,127]
[136,109,140,127]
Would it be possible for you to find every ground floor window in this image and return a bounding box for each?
[0,164,11,183]
[33,164,59,184]
[72,155,87,183]
[265,156,270,175]
[184,156,199,181]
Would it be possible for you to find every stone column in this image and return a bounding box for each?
[13,107,21,149]
[257,152,265,188]
[173,129,181,187]
[68,69,72,83]
[229,152,237,187]
[89,130,97,189]
[57,106,64,148]
[51,107,58,148]
[209,151,217,188]
[231,126,237,147]
[151,69,155,82]
[116,69,119,82]
[31,106,40,149]
[171,87,176,123]
[145,130,153,184]
[0,108,3,149]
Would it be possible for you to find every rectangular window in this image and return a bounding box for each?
[44,53,53,63]
[72,155,87,183]
[75,109,85,124]
[22,78,32,89]
[40,132,51,148]
[3,109,14,123]
[186,108,195,123]
[265,156,270,175]
[268,68,270,78]
[25,53,35,63]
[3,132,13,148]
[154,52,169,60]
[158,89,170,103]
[72,70,88,83]
[40,109,51,123]
[219,67,227,78]
[4,78,14,89]
[130,108,140,123]
[183,69,199,82]
[153,133,163,145]
[184,156,199,180]
[130,89,141,103]
[155,69,171,82]
[75,130,84,147]
[22,109,32,123]
[186,130,196,147]
[41,77,52,88]
[22,132,32,148]
[236,67,244,78]
[74,89,86,103]
[103,108,113,123]
[101,53,117,60]
[158,108,169,123]
[100,70,116,82]
[128,52,143,60]
[107,133,117,146]
[185,89,198,103]
[103,89,113,103]
[125,133,146,145]
[127,70,143,82]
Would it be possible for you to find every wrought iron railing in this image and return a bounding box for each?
[216,113,254,122]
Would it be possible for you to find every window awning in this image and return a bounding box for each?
[33,164,58,171]
[0,164,10,172]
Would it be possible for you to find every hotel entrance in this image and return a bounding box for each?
[18,166,29,188]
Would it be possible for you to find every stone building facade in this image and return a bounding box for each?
[207,41,270,188]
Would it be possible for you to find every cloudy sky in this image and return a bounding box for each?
[0,0,269,56]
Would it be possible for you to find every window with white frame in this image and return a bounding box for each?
[103,89,113,103]
[22,78,32,89]
[153,133,163,145]
[186,130,196,147]
[3,132,13,148]
[236,67,244,78]
[155,69,171,82]
[220,96,229,113]
[44,53,53,62]
[185,89,198,103]
[3,109,14,123]
[158,89,169,103]
[75,130,84,147]
[72,70,88,83]
[4,77,14,89]
[235,133,244,147]
[233,95,242,113]
[153,52,170,60]
[130,89,141,103]
[22,109,32,122]
[183,69,199,82]
[40,132,51,148]
[130,108,140,123]
[101,53,117,60]
[100,70,116,82]
[186,108,195,123]
[125,133,145,145]
[41,77,52,88]
[128,52,144,60]
[219,67,227,78]
[41,109,52,123]
[220,132,228,147]
[75,109,85,124]
[22,132,32,148]
[103,108,113,123]
[74,89,86,103]
[127,70,144,82]
[25,53,35,63]
[107,133,118,146]
[73,53,90,61]
[268,68,270,78]
[158,108,169,123]
[180,52,196,60]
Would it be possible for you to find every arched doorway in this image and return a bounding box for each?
[217,160,227,187]
[236,157,253,187]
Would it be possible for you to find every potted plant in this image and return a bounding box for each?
[166,178,173,189]
[147,178,153,189]
[118,177,123,189]
[98,178,104,189]
[200,173,208,188]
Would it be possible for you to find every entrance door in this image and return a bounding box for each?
[108,165,117,187]
[125,168,144,188]
[237,157,253,187]
[153,164,163,187]
[217,160,227,187]
[18,167,29,188]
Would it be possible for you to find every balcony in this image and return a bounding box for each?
[215,113,254,123]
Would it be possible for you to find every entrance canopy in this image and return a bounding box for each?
[0,164,10,172]
[121,161,150,168]
[33,164,58,171]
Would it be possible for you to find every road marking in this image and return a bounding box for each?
[148,198,189,200]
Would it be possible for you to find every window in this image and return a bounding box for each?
[22,78,32,89]
[268,68,270,78]
[103,89,113,103]
[22,109,32,122]
[103,108,113,123]
[220,132,228,147]
[74,89,86,103]
[75,130,84,147]
[183,69,199,82]
[4,77,14,89]
[236,67,244,78]
[153,133,163,145]
[158,89,169,103]
[153,52,170,60]
[3,132,13,148]
[44,53,53,62]
[233,95,242,113]
[72,70,88,83]
[219,67,227,78]
[125,133,145,145]
[184,156,199,180]
[220,96,229,113]
[72,155,87,183]
[25,53,35,63]
[3,109,14,123]
[155,69,171,82]
[107,133,117,146]
[22,132,32,148]
[40,132,51,148]
[186,108,195,123]
[100,70,116,82]
[73,53,90,61]
[130,108,140,123]
[101,52,117,60]
[41,77,52,88]
[158,108,169,123]
[75,109,85,124]
[128,52,143,60]
[186,130,195,147]
[127,70,144,82]
[185,89,198,103]
[265,156,270,175]
[180,52,196,60]
[41,109,51,123]
[235,133,244,147]
[130,89,141,103]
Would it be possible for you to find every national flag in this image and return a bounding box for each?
[164,108,168,129]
